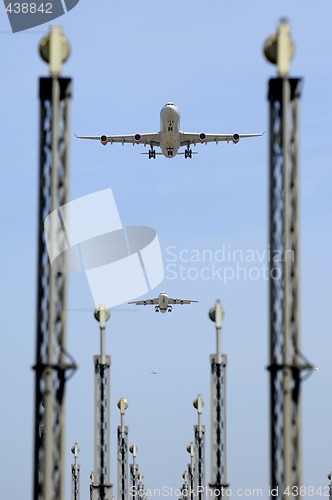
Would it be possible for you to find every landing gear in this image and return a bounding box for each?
[167,148,174,157]
[185,147,192,159]
[149,149,156,159]
[168,307,172,313]
[168,120,173,132]
[155,306,159,312]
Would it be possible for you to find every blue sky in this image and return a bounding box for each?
[1,1,332,498]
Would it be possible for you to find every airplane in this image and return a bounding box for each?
[128,291,198,313]
[75,102,263,159]
[150,371,159,375]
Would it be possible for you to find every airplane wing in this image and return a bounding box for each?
[75,132,160,146]
[167,298,198,305]
[128,298,159,305]
[180,132,264,146]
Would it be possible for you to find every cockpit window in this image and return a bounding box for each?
[166,102,174,106]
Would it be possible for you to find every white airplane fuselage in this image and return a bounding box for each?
[158,292,170,312]
[159,104,181,158]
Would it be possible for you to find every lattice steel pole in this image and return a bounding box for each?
[33,26,76,500]
[71,443,80,500]
[180,472,189,500]
[118,398,129,500]
[129,445,139,500]
[91,305,112,500]
[264,19,314,499]
[137,473,146,500]
[193,395,205,500]
[209,300,228,499]
[328,472,332,500]
[187,443,195,500]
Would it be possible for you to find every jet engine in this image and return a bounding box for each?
[199,133,206,143]
[134,133,142,144]
[232,133,240,144]
[100,135,108,145]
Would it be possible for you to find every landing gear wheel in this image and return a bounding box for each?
[185,148,192,159]
[168,308,172,313]
[149,149,156,159]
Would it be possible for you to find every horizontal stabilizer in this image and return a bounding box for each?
[141,152,163,155]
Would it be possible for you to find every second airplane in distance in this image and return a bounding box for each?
[76,102,263,159]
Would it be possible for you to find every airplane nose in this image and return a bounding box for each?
[161,104,179,119]
[162,105,170,113]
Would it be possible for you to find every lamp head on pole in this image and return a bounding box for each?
[117,398,128,415]
[193,394,204,414]
[39,25,70,76]
[209,300,225,328]
[263,18,295,77]
[94,304,110,328]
